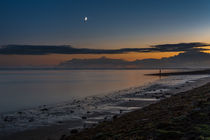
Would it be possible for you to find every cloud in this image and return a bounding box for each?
[0,42,209,55]
[0,45,146,55]
[150,42,209,52]
[59,51,210,69]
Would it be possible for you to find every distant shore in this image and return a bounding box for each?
[147,69,210,76]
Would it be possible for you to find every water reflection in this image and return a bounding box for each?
[0,70,168,113]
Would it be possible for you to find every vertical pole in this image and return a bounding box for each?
[159,68,161,75]
[159,68,162,79]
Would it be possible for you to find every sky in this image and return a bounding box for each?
[0,0,210,66]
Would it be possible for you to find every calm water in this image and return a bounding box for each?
[0,70,163,113]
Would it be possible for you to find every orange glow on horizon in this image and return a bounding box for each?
[199,46,210,54]
[0,52,181,66]
[103,52,181,61]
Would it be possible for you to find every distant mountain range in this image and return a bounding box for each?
[58,51,210,69]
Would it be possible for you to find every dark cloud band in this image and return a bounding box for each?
[0,42,209,55]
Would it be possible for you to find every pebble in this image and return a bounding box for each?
[28,118,34,122]
[4,116,14,122]
[60,134,66,140]
[113,115,118,119]
[40,108,48,111]
[82,116,87,120]
[70,129,78,134]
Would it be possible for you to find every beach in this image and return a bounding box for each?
[68,78,210,140]
[1,72,210,140]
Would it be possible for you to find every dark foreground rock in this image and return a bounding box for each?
[66,83,210,140]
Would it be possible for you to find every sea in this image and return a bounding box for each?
[0,69,162,113]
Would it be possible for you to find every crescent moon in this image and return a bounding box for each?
[84,17,88,22]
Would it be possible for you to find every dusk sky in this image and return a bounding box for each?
[1,0,210,66]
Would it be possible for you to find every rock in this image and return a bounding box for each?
[141,118,148,121]
[82,116,87,120]
[57,121,63,124]
[156,96,160,99]
[157,122,172,129]
[28,118,34,122]
[4,116,14,122]
[60,134,66,140]
[192,107,201,111]
[40,108,48,111]
[155,129,183,139]
[70,129,78,134]
[94,132,105,139]
[17,111,22,115]
[113,115,118,119]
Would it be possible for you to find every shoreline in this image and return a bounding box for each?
[67,80,210,140]
[1,75,210,140]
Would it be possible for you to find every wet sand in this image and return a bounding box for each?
[68,79,210,140]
